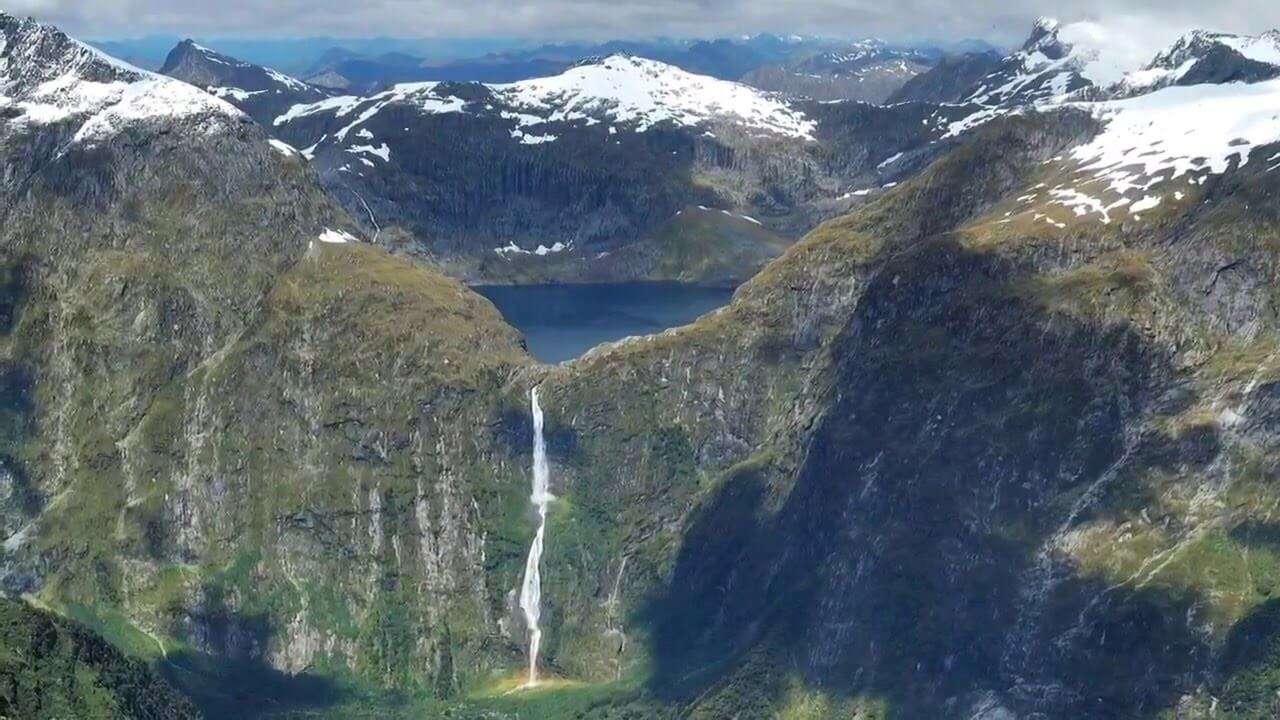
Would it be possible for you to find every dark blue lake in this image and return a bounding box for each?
[474,283,734,363]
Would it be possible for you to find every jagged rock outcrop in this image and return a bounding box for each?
[1116,30,1280,96]
[159,39,335,128]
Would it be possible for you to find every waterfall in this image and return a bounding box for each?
[519,386,554,686]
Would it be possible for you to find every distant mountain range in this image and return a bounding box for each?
[161,39,976,284]
[95,32,1000,95]
[87,34,536,72]
[152,18,1280,288]
[298,33,955,96]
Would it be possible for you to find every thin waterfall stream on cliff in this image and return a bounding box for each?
[519,387,554,686]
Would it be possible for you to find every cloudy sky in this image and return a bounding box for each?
[6,0,1280,45]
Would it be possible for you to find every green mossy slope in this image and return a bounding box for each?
[0,598,199,719]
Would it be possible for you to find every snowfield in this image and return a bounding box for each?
[948,19,1280,225]
[1071,77,1280,195]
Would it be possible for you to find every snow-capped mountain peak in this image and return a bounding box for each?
[961,19,1094,107]
[1032,17,1061,34]
[1116,29,1280,95]
[494,54,816,139]
[159,38,332,128]
[0,13,242,144]
[1023,17,1067,57]
[163,39,312,93]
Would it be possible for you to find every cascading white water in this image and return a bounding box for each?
[519,386,554,686]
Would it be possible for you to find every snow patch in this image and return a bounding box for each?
[877,152,903,170]
[347,143,391,161]
[318,228,358,244]
[210,86,266,102]
[276,82,467,142]
[495,241,571,256]
[269,138,299,156]
[1130,195,1162,213]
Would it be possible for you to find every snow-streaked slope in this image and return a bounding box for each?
[274,81,466,141]
[945,19,1280,228]
[1219,32,1280,66]
[0,14,241,144]
[994,77,1280,228]
[962,18,1094,107]
[276,54,815,144]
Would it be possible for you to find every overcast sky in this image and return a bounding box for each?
[6,0,1280,45]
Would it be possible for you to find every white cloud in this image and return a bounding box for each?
[1057,17,1191,86]
[7,0,1280,46]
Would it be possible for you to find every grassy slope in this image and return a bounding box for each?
[0,598,200,719]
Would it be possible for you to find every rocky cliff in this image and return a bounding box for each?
[0,12,538,714]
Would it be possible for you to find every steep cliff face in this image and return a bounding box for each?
[0,13,541,712]
[511,108,1097,689]
[510,86,1280,717]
